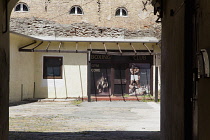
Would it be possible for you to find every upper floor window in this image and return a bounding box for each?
[70,6,83,15]
[115,7,128,17]
[14,3,29,12]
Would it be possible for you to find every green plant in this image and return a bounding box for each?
[71,100,82,106]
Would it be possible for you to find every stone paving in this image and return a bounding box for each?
[9,101,160,140]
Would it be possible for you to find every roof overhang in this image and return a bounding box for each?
[11,31,161,56]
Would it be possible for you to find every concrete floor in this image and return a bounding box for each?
[9,101,160,140]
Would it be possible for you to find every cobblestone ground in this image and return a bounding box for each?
[9,101,160,140]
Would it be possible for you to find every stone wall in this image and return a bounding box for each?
[10,0,161,39]
[10,17,161,39]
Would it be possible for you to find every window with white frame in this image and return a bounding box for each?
[69,6,83,15]
[14,3,29,12]
[115,7,128,17]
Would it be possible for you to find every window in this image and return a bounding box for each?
[115,7,128,17]
[43,56,63,79]
[14,3,29,12]
[70,6,83,15]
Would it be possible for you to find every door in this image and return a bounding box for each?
[112,63,129,95]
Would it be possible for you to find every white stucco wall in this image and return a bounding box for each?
[34,52,87,98]
[10,33,35,102]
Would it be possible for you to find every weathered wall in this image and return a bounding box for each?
[10,18,159,39]
[11,0,159,31]
[161,0,185,140]
[10,0,161,39]
[10,33,35,102]
[197,0,210,139]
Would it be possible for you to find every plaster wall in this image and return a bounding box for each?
[161,0,185,140]
[9,33,35,102]
[34,52,87,98]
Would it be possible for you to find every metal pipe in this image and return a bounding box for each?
[91,51,159,56]
[33,82,35,99]
[130,43,137,55]
[46,42,51,52]
[143,43,152,54]
[117,43,122,54]
[19,49,160,56]
[58,42,62,53]
[37,50,87,53]
[21,84,23,101]
[19,41,37,51]
[32,41,43,52]
[76,42,78,53]
[37,39,158,43]
[63,65,68,99]
[89,42,92,52]
[155,66,158,102]
[79,65,84,101]
[52,67,57,99]
[87,50,92,102]
[103,42,108,54]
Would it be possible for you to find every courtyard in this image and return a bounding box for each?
[9,101,160,140]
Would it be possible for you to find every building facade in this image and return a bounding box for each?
[9,0,161,102]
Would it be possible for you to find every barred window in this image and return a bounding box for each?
[70,6,83,15]
[14,3,29,12]
[115,7,128,17]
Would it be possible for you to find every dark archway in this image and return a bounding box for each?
[1,0,161,139]
[0,0,18,139]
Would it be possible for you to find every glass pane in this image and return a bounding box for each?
[122,9,127,16]
[46,67,61,77]
[115,9,120,16]
[70,7,75,14]
[53,67,61,76]
[23,4,29,11]
[77,7,83,14]
[47,67,54,76]
[15,4,21,11]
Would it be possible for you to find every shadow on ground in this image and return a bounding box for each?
[9,131,160,140]
[9,101,38,107]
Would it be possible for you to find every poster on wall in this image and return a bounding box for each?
[91,63,111,95]
[128,63,150,96]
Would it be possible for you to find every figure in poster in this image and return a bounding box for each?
[129,64,141,95]
[129,64,146,95]
[97,73,109,94]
